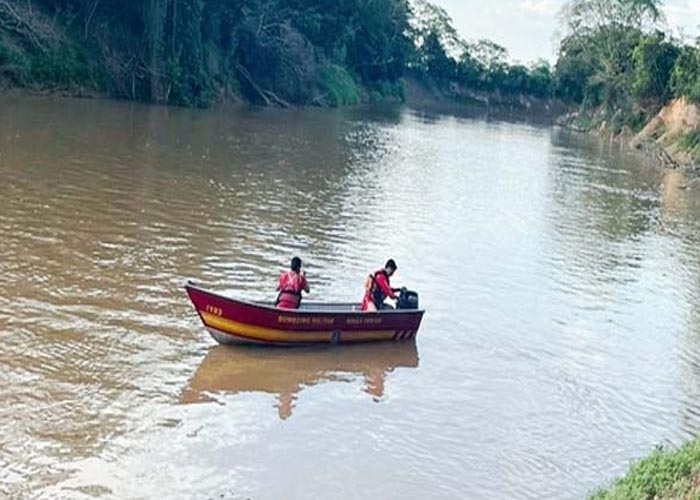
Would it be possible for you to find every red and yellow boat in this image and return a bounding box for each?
[185,280,425,346]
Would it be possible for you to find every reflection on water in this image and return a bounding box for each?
[4,96,700,499]
[181,342,419,419]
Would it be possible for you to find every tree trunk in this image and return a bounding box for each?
[144,0,169,103]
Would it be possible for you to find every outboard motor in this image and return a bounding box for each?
[397,287,419,310]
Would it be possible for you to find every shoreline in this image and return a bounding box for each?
[7,83,697,178]
[556,98,700,184]
[0,81,568,130]
[15,78,695,177]
[590,440,700,499]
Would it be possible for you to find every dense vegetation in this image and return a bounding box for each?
[0,0,554,107]
[553,0,700,133]
[590,441,700,499]
[3,0,700,118]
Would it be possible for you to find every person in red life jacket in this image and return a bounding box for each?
[361,259,398,312]
[276,256,310,309]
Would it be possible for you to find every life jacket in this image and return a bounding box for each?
[276,271,304,308]
[364,269,389,309]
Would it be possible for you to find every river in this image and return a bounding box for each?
[2,96,700,499]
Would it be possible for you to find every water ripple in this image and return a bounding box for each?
[2,99,700,499]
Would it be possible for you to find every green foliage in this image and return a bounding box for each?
[456,51,481,88]
[410,0,465,55]
[555,0,668,112]
[368,79,405,101]
[554,34,600,103]
[572,111,594,130]
[354,0,413,82]
[467,39,509,90]
[670,45,700,103]
[590,441,700,499]
[314,64,360,106]
[552,0,700,138]
[168,0,213,107]
[566,0,664,33]
[29,46,89,87]
[631,32,678,101]
[528,62,554,98]
[410,5,555,100]
[676,128,700,162]
[5,0,697,113]
[420,30,456,82]
[0,33,92,90]
[0,0,559,106]
[0,38,31,85]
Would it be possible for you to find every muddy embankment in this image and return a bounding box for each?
[402,77,568,124]
[560,98,700,186]
[630,98,700,171]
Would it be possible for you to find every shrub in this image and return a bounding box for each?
[314,64,360,106]
[591,441,700,499]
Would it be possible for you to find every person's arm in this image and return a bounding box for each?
[376,274,397,299]
[301,273,310,293]
[276,274,283,292]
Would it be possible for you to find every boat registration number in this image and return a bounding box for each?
[205,305,223,316]
[345,317,382,325]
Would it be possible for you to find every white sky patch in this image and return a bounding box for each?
[519,0,558,17]
[430,0,700,63]
[664,1,700,41]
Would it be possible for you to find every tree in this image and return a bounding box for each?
[471,39,508,90]
[456,48,482,88]
[670,44,700,103]
[345,0,413,83]
[528,61,553,98]
[631,31,679,102]
[554,34,601,103]
[419,29,455,81]
[563,0,663,32]
[556,0,665,109]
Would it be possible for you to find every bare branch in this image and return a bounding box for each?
[0,0,62,52]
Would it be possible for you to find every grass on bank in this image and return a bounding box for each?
[0,34,99,92]
[590,440,700,499]
[314,64,360,107]
[677,128,700,164]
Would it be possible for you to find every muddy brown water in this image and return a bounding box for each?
[2,96,700,499]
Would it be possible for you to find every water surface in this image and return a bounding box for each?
[2,97,700,499]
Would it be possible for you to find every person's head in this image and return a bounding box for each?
[384,258,397,277]
[291,256,302,272]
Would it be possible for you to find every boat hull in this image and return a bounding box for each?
[185,281,425,346]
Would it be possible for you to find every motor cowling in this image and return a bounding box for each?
[397,287,419,310]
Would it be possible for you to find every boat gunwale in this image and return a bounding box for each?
[185,280,425,317]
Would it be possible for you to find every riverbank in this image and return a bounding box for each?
[0,0,560,112]
[402,76,567,124]
[558,98,700,176]
[630,97,700,171]
[590,440,700,499]
[0,74,566,127]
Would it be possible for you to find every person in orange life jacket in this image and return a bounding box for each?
[361,259,398,312]
[276,256,310,309]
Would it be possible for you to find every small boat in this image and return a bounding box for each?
[184,280,425,346]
